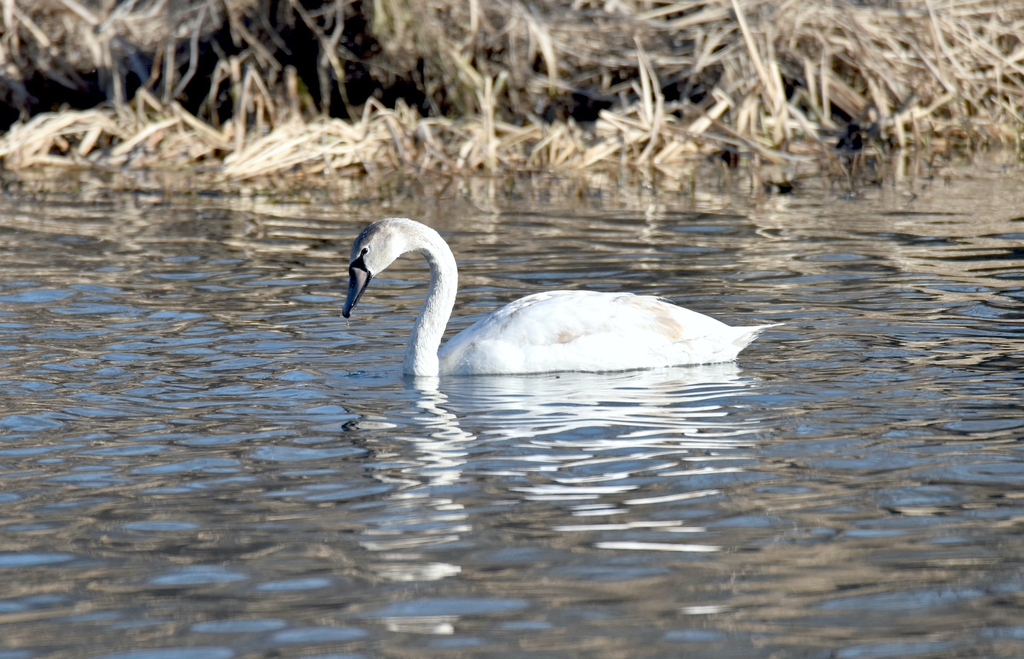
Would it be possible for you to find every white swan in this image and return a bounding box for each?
[342,218,776,376]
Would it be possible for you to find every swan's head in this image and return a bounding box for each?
[342,219,410,318]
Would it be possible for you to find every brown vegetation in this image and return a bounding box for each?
[0,0,1021,183]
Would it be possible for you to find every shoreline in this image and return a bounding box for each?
[1,1,1021,187]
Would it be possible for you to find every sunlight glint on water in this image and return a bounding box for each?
[1,170,1023,658]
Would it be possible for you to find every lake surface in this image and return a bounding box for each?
[1,168,1023,658]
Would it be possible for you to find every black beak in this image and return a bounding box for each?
[343,255,372,318]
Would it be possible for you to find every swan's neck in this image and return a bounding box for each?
[404,225,458,377]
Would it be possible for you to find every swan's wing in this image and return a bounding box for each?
[439,291,768,374]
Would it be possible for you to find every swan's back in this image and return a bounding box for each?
[438,290,771,375]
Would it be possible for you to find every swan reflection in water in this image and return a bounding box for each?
[430,362,760,444]
[356,363,765,608]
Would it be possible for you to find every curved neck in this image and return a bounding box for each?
[402,224,458,376]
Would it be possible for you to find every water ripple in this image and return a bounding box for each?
[1,175,1024,656]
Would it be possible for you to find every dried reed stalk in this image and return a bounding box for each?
[0,0,1021,182]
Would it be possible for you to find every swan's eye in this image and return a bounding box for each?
[360,247,369,256]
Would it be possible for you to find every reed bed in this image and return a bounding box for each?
[0,0,1021,183]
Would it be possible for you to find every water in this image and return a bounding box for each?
[1,169,1023,658]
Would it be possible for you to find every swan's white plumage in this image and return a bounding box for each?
[344,218,775,376]
[438,290,768,375]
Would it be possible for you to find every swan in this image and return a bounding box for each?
[342,217,776,376]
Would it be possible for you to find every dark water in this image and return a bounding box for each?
[1,170,1023,659]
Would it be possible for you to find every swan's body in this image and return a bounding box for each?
[438,290,764,375]
[343,218,775,377]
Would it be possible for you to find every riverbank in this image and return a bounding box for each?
[0,1,1021,185]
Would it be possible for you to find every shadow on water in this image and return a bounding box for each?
[1,167,1024,657]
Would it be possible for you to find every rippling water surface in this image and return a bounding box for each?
[1,170,1023,658]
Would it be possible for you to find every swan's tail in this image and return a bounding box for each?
[728,323,783,354]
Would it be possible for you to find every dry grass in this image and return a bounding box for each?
[0,0,1022,183]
